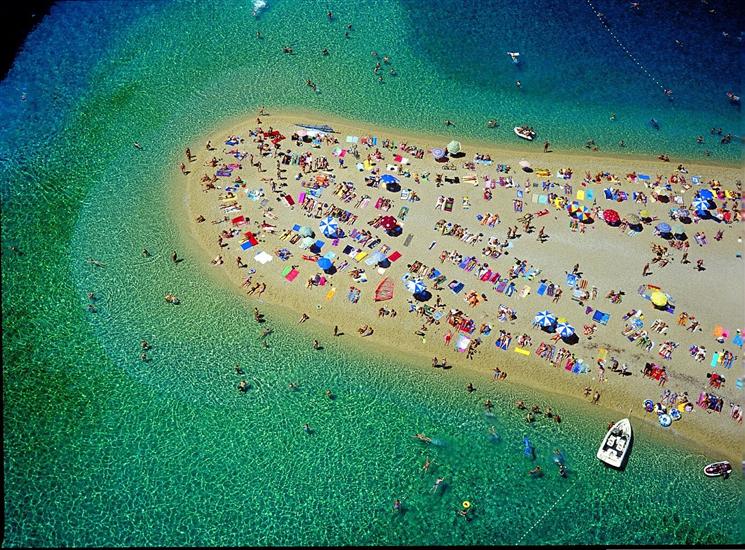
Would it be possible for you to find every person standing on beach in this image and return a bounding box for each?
[543,141,550,153]
[185,147,192,161]
[313,339,320,350]
[299,313,309,323]
[171,250,179,263]
[334,325,340,336]
[180,162,187,174]
[642,262,651,276]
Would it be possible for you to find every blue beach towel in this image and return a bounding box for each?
[537,283,548,296]
[566,273,578,287]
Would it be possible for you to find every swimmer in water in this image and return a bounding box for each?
[558,464,567,478]
[423,456,431,472]
[133,142,143,150]
[529,465,542,476]
[303,423,312,434]
[393,499,402,512]
[466,383,476,393]
[431,477,444,493]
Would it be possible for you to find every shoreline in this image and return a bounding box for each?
[171,108,744,465]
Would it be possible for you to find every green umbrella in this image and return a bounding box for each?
[672,223,685,235]
[299,226,315,238]
[447,140,461,155]
[626,214,641,224]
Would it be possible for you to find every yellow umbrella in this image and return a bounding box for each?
[557,317,567,324]
[650,291,667,307]
[640,210,651,219]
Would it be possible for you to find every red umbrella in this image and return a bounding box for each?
[603,209,621,225]
[380,216,398,230]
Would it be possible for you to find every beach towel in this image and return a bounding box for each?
[403,234,413,247]
[365,251,386,266]
[495,280,507,293]
[711,352,720,368]
[576,190,585,201]
[519,285,531,298]
[505,283,516,297]
[232,215,246,226]
[314,240,325,250]
[283,194,295,206]
[514,347,530,356]
[354,251,368,262]
[444,198,454,212]
[325,287,336,301]
[537,283,548,296]
[346,135,359,143]
[449,281,464,294]
[284,268,299,282]
[388,251,402,262]
[292,224,301,232]
[566,273,578,287]
[592,310,610,325]
[597,348,608,361]
[480,270,493,282]
[458,256,472,269]
[254,251,272,264]
[532,193,540,204]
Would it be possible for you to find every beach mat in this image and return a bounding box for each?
[285,268,300,282]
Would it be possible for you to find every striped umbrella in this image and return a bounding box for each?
[405,279,426,294]
[319,216,339,238]
[431,148,445,159]
[555,321,575,338]
[692,196,710,211]
[655,222,672,233]
[534,310,557,328]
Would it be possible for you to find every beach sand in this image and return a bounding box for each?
[171,109,744,464]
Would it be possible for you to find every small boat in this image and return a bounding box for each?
[507,51,520,64]
[597,418,632,468]
[295,123,335,133]
[704,461,732,478]
[514,126,535,141]
[726,91,740,105]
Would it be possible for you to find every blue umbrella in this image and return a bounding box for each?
[698,189,714,200]
[317,257,332,270]
[319,216,339,237]
[534,311,557,328]
[655,222,671,233]
[555,321,575,338]
[380,174,399,184]
[405,279,425,294]
[691,196,709,211]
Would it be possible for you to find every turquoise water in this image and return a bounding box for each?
[2,0,743,546]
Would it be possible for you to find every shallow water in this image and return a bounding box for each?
[2,0,744,546]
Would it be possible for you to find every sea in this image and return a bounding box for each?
[2,0,743,546]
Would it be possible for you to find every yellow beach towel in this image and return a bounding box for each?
[354,251,369,262]
[514,347,530,356]
[325,287,336,301]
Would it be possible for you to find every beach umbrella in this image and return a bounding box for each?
[298,226,315,238]
[431,147,446,159]
[447,140,461,155]
[413,289,432,302]
[555,321,575,339]
[385,181,401,193]
[676,208,690,219]
[672,223,685,236]
[519,160,532,169]
[639,210,651,221]
[387,225,403,237]
[380,174,399,184]
[299,236,315,249]
[405,279,426,294]
[691,196,710,211]
[567,201,592,222]
[655,222,671,233]
[534,310,557,328]
[602,209,621,225]
[380,216,398,230]
[317,257,332,270]
[698,189,714,200]
[378,257,392,269]
[650,291,668,308]
[319,216,339,238]
[626,214,641,225]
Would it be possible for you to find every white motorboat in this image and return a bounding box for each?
[597,418,632,468]
[514,126,535,141]
[704,461,732,478]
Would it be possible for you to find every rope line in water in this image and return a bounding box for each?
[585,0,666,92]
[515,481,576,544]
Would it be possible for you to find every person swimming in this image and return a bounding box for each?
[414,433,432,444]
[431,477,444,493]
[529,465,543,477]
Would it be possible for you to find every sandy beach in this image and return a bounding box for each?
[172,109,744,463]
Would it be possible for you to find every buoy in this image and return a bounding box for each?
[462,501,471,509]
